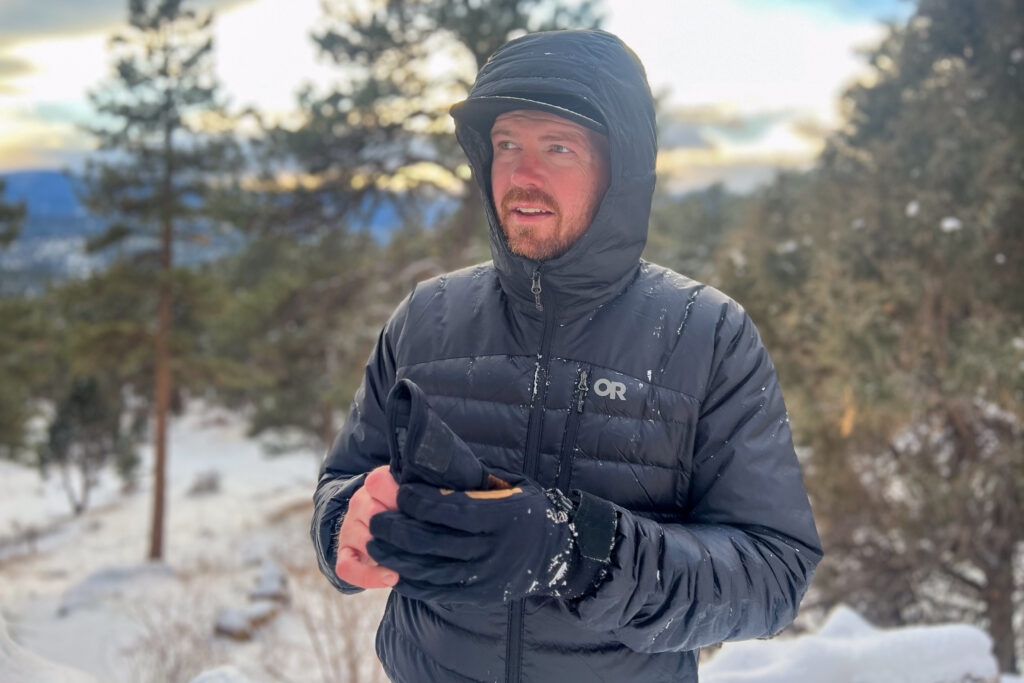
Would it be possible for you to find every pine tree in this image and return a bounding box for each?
[215,0,604,450]
[39,376,137,515]
[80,0,239,559]
[0,295,61,461]
[267,0,602,260]
[0,178,26,247]
[706,0,1024,669]
[0,185,34,455]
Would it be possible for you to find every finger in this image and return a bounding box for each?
[349,491,392,526]
[335,546,399,589]
[338,517,375,558]
[365,465,399,509]
[367,538,478,586]
[369,511,488,561]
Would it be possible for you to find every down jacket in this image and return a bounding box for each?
[312,30,822,683]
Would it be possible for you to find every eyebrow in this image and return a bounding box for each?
[490,127,589,146]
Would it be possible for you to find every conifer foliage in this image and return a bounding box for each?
[0,179,25,247]
[78,0,239,559]
[267,0,601,255]
[649,0,1023,670]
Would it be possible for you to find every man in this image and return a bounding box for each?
[312,29,822,683]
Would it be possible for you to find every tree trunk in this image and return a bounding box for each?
[985,539,1019,673]
[149,124,174,561]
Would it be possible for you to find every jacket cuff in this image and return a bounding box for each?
[311,473,368,594]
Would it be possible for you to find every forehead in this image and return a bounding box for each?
[490,109,591,138]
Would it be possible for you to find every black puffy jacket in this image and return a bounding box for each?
[312,30,822,683]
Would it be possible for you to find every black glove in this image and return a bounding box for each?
[367,478,618,604]
[385,378,497,490]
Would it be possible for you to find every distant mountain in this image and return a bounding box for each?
[2,169,84,221]
[0,169,458,295]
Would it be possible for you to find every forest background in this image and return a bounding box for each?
[0,0,1021,677]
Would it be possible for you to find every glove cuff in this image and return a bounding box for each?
[547,489,619,600]
[570,490,618,562]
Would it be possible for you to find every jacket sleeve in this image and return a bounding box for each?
[567,300,822,653]
[310,294,410,593]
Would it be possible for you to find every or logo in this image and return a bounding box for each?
[593,378,626,400]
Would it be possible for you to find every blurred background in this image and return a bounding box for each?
[0,0,1021,681]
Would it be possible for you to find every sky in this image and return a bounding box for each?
[0,0,913,192]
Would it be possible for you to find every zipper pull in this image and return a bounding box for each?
[531,269,543,311]
[576,370,589,413]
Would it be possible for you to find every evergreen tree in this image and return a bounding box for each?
[0,188,36,457]
[212,230,383,452]
[702,0,1024,669]
[266,0,601,261]
[0,178,26,246]
[0,295,61,461]
[213,0,603,450]
[39,376,138,515]
[79,0,239,559]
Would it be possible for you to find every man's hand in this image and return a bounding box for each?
[367,479,617,604]
[335,465,400,589]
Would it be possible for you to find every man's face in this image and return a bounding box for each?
[490,109,610,261]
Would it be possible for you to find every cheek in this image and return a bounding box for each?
[490,167,508,201]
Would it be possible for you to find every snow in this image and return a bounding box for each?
[0,405,1017,682]
[905,200,920,217]
[939,216,963,232]
[702,605,1001,683]
[775,239,798,255]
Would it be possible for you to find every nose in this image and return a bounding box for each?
[509,152,543,188]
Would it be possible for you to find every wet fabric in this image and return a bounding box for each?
[311,29,822,683]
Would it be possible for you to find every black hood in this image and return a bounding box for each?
[452,30,657,320]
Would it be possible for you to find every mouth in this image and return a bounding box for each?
[511,206,554,217]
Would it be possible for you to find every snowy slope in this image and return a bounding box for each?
[0,406,1016,682]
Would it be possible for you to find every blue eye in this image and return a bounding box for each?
[550,144,571,153]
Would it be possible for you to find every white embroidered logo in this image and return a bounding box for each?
[593,378,626,400]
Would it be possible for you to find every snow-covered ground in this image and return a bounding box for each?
[0,406,1018,682]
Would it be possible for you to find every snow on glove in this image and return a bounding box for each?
[385,378,509,491]
[366,479,618,604]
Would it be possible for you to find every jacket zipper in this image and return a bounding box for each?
[556,366,589,492]
[507,268,555,683]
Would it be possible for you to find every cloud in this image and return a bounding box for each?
[656,157,797,195]
[655,108,828,194]
[608,0,888,128]
[657,114,713,150]
[0,108,94,172]
[0,0,249,46]
[0,55,32,77]
[0,55,34,94]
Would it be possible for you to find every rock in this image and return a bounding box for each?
[249,559,289,603]
[187,470,222,497]
[188,664,254,683]
[214,601,281,641]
